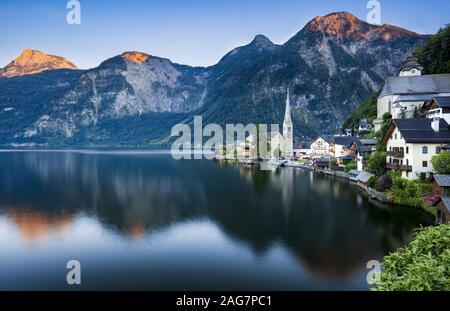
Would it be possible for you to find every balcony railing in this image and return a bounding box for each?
[387,163,412,172]
[387,150,404,158]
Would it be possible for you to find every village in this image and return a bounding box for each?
[216,54,450,226]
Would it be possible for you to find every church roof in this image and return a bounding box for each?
[379,74,450,98]
[399,55,423,73]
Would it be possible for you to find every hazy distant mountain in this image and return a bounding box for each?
[0,12,428,147]
[0,49,78,78]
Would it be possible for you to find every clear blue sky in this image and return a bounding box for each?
[1,0,449,69]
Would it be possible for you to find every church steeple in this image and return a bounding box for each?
[283,89,294,158]
[284,89,292,124]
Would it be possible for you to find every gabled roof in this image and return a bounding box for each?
[382,118,450,145]
[433,175,450,187]
[432,96,450,109]
[439,196,450,213]
[357,171,375,183]
[334,136,357,147]
[353,138,377,154]
[379,74,450,98]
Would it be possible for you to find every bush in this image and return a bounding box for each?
[367,151,387,177]
[344,162,357,172]
[368,176,378,189]
[390,177,432,208]
[375,173,393,192]
[373,225,450,291]
[431,151,450,174]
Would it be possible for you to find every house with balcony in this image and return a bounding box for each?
[424,96,450,125]
[381,118,450,180]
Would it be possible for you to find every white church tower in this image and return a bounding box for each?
[283,90,294,158]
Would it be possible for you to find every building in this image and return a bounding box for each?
[432,174,450,196]
[310,136,334,156]
[381,118,450,180]
[356,171,375,191]
[424,96,450,125]
[358,119,373,136]
[333,136,357,160]
[374,55,450,131]
[431,175,450,224]
[350,139,377,172]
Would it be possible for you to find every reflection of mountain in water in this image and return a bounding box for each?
[0,152,433,277]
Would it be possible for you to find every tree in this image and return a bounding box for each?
[432,151,450,174]
[373,225,450,291]
[415,25,450,74]
[366,151,387,177]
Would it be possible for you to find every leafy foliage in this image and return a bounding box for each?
[415,25,450,74]
[374,225,450,291]
[344,162,357,172]
[389,172,432,208]
[342,91,380,130]
[367,151,387,177]
[431,151,450,174]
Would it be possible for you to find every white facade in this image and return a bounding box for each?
[310,137,333,156]
[386,126,442,180]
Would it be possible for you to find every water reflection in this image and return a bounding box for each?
[0,152,433,290]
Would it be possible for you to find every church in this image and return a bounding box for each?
[374,55,450,131]
[270,90,294,158]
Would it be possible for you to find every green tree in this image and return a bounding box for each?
[342,91,380,130]
[366,151,387,177]
[415,25,450,74]
[373,225,450,291]
[432,151,450,174]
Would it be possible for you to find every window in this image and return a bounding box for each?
[395,134,397,140]
[406,147,409,154]
[423,161,428,168]
[436,147,441,154]
[422,146,428,154]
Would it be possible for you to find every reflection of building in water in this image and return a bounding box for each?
[2,206,73,243]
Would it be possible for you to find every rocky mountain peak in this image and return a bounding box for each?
[0,49,78,78]
[305,11,421,41]
[121,51,150,64]
[251,35,274,47]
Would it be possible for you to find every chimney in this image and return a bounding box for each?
[432,117,440,133]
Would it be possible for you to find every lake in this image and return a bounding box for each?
[0,151,433,290]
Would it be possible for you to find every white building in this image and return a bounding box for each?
[309,136,334,156]
[382,118,450,180]
[374,56,450,131]
[425,96,450,125]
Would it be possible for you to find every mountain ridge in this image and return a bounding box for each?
[0,12,429,147]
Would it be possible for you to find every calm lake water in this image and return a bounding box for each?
[0,151,433,290]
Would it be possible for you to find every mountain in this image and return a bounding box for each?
[0,49,78,78]
[0,12,428,147]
